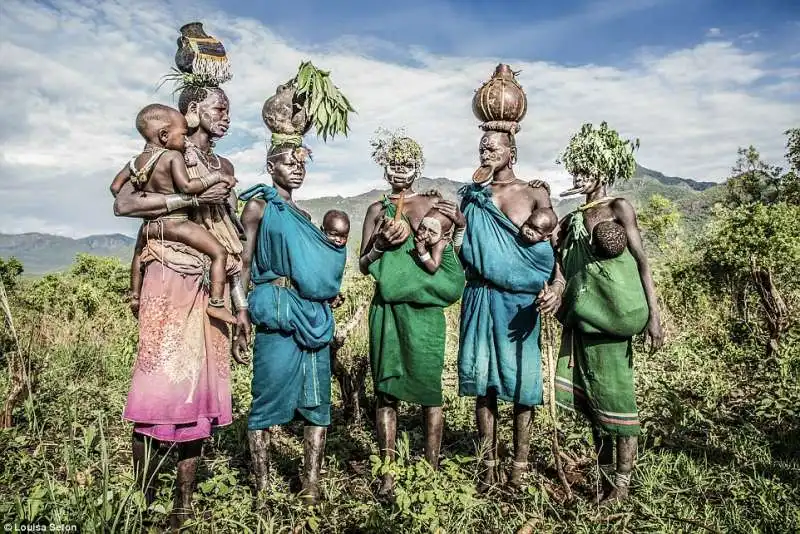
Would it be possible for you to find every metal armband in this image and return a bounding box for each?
[164,193,199,212]
[230,274,248,312]
[453,227,465,247]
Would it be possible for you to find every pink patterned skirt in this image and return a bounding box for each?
[123,262,232,443]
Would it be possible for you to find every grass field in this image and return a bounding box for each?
[0,254,799,533]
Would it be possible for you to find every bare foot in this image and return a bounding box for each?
[508,464,527,490]
[477,463,497,494]
[207,305,237,325]
[600,486,629,505]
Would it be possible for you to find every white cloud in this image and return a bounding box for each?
[0,0,798,237]
[706,27,722,38]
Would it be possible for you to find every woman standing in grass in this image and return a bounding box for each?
[545,122,664,504]
[111,22,249,528]
[234,62,353,506]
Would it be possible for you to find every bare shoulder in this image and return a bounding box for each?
[364,200,385,221]
[241,196,266,226]
[515,180,552,209]
[218,156,235,175]
[610,197,636,221]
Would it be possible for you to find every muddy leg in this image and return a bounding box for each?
[170,439,202,528]
[509,404,533,489]
[300,425,327,505]
[376,394,398,499]
[248,429,271,501]
[601,436,637,505]
[593,427,615,504]
[132,431,161,506]
[476,392,498,493]
[423,406,444,470]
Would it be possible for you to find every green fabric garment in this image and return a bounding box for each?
[555,331,640,436]
[368,199,466,406]
[557,210,648,337]
[555,206,644,436]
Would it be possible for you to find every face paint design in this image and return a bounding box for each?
[417,216,443,245]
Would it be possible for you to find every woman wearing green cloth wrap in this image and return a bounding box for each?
[542,121,665,505]
[234,63,353,507]
[359,128,466,499]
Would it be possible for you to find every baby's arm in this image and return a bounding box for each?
[416,239,447,274]
[169,152,234,194]
[110,163,131,196]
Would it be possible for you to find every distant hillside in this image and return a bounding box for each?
[0,233,135,274]
[2,166,723,274]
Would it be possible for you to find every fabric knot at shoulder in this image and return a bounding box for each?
[458,183,491,207]
[238,183,286,210]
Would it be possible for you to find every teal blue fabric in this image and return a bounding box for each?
[457,184,555,406]
[239,184,346,429]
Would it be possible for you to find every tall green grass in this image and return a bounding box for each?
[0,254,798,532]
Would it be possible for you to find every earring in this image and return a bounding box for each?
[186,112,200,128]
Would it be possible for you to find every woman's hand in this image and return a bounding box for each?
[645,314,664,355]
[436,200,466,229]
[375,218,409,249]
[536,282,563,315]
[232,310,251,365]
[197,182,231,204]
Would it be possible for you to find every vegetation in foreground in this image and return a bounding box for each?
[1,133,799,532]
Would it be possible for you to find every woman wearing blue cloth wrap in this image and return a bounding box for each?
[458,64,557,492]
[235,62,353,506]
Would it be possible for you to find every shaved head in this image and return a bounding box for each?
[135,103,181,142]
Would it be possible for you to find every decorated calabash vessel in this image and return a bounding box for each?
[472,64,528,128]
[174,22,232,83]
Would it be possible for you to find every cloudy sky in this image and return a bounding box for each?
[1,0,798,238]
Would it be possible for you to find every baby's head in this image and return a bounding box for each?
[417,208,454,247]
[592,221,627,259]
[520,208,557,244]
[322,210,350,247]
[135,103,187,152]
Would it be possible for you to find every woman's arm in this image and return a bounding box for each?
[358,203,385,275]
[612,198,664,352]
[536,214,568,315]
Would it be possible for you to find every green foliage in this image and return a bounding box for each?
[293,61,355,142]
[699,202,800,291]
[726,135,800,207]
[556,121,640,185]
[0,256,24,292]
[638,194,681,250]
[369,127,425,170]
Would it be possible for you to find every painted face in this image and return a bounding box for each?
[417,216,443,245]
[384,160,417,188]
[479,132,514,170]
[163,113,188,152]
[572,173,601,195]
[196,89,230,139]
[268,149,306,190]
[323,217,350,247]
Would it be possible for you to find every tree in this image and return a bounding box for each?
[638,194,681,251]
[0,257,24,293]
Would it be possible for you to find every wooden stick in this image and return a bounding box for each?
[394,191,405,221]
[542,313,573,501]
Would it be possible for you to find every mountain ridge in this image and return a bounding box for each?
[1,166,723,274]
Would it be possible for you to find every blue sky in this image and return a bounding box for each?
[218,0,800,65]
[0,0,798,237]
